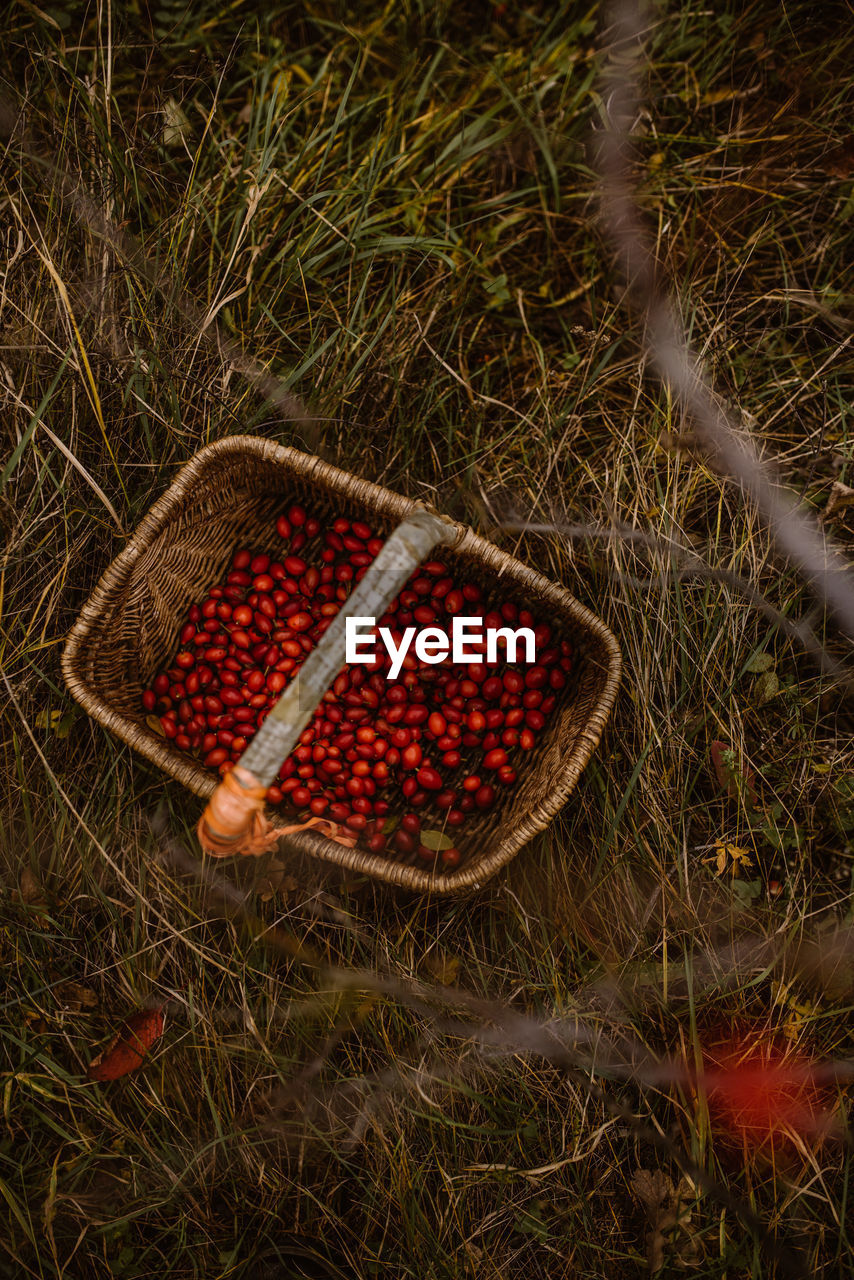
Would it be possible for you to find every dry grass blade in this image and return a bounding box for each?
[598,1,854,642]
[0,98,315,446]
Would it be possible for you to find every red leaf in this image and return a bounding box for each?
[87,1007,165,1081]
[710,740,758,807]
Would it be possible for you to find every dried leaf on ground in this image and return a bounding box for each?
[19,866,44,905]
[87,1008,165,1082]
[18,866,49,924]
[821,480,854,523]
[34,708,75,737]
[703,840,753,877]
[255,856,299,902]
[424,952,461,986]
[631,1169,701,1273]
[772,979,821,1042]
[55,982,97,1012]
[822,135,854,178]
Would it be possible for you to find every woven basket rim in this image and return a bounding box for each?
[62,435,622,894]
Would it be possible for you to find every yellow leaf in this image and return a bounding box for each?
[425,952,461,986]
[35,709,75,738]
[704,840,753,876]
[701,88,740,105]
[772,979,820,1040]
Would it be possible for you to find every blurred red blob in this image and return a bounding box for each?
[701,1036,833,1149]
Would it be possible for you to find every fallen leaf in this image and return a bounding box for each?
[753,670,779,706]
[18,866,49,925]
[631,1167,670,1215]
[745,651,774,674]
[255,856,299,903]
[420,829,456,852]
[34,709,75,737]
[700,87,741,105]
[87,1008,165,1082]
[162,98,191,148]
[822,135,854,178]
[821,480,854,523]
[703,839,753,877]
[772,979,820,1042]
[19,866,44,905]
[425,952,461,986]
[145,714,165,738]
[54,982,97,1012]
[631,1169,701,1273]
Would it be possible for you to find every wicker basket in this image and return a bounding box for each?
[62,436,621,893]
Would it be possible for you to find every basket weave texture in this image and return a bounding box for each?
[62,436,621,894]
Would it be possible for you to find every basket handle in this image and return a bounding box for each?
[197,507,459,857]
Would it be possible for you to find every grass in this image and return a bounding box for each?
[1,0,853,1275]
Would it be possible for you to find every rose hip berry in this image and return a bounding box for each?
[143,507,571,872]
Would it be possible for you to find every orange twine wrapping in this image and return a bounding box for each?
[197,765,358,858]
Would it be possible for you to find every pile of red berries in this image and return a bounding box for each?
[142,506,572,869]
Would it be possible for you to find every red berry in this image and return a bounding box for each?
[394,829,415,854]
[416,766,442,790]
[287,612,313,632]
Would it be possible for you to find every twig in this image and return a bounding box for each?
[597,2,854,641]
[499,517,852,682]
